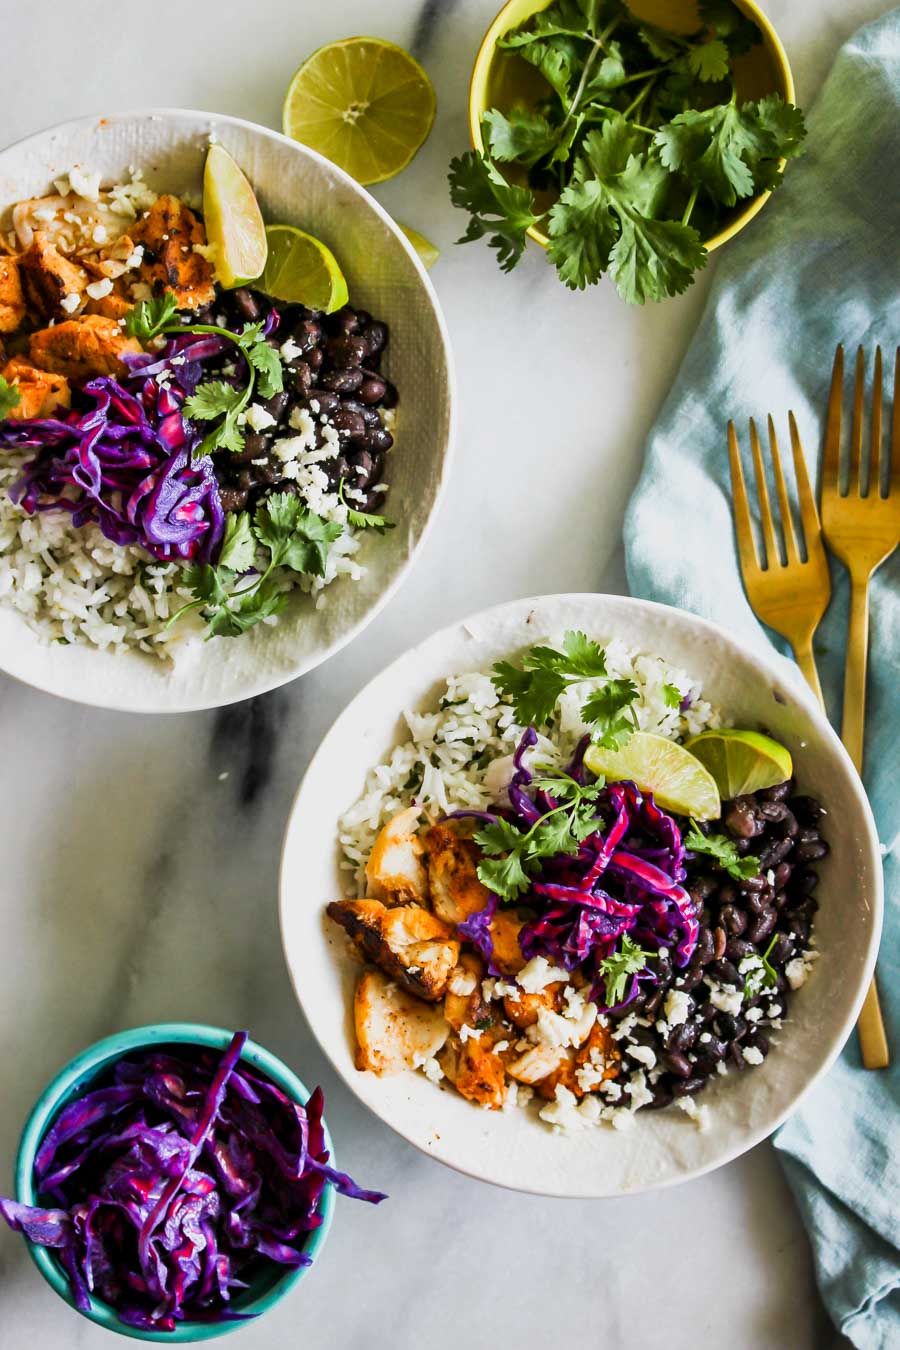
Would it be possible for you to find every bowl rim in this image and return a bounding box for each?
[14,1021,336,1342]
[467,0,796,255]
[0,107,457,715]
[278,591,884,1197]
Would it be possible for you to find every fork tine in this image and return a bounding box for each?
[728,421,762,576]
[750,417,780,567]
[789,412,822,554]
[849,345,865,493]
[768,415,799,563]
[870,346,883,496]
[822,343,843,493]
[891,348,900,496]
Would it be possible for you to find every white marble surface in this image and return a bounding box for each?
[0,1,885,1344]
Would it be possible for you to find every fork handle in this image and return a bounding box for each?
[842,571,890,1069]
[795,643,825,710]
[843,573,870,774]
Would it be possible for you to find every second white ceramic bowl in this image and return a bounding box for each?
[279,593,883,1197]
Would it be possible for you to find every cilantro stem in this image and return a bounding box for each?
[617,65,666,85]
[621,78,656,121]
[682,186,699,225]
[561,17,621,129]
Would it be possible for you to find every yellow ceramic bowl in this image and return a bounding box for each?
[468,0,795,254]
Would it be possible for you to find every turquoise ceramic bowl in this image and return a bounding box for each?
[14,1023,336,1342]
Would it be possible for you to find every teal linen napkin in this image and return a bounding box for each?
[624,11,900,1348]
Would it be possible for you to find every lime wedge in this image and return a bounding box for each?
[202,144,267,289]
[584,733,721,821]
[684,730,793,800]
[398,223,440,269]
[259,224,348,313]
[282,37,436,186]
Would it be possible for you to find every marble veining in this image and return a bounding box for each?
[0,0,874,1345]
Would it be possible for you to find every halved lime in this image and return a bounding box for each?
[282,37,436,186]
[684,730,793,800]
[202,144,268,289]
[259,224,348,313]
[585,733,721,821]
[398,223,440,269]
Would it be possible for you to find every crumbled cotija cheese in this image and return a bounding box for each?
[663,989,691,1028]
[741,1046,765,1066]
[709,986,743,1015]
[517,956,570,993]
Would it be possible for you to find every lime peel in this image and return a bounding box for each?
[584,732,721,821]
[684,730,793,800]
[203,145,268,290]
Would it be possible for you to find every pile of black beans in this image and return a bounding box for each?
[198,287,396,515]
[620,779,828,1110]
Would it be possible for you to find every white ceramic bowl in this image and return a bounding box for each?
[0,110,455,712]
[279,594,883,1197]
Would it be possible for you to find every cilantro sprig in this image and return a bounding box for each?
[448,0,806,303]
[492,631,638,749]
[126,299,284,458]
[596,934,656,1007]
[171,492,341,639]
[0,376,22,420]
[474,771,604,901]
[684,823,760,881]
[743,934,780,1001]
[338,479,395,534]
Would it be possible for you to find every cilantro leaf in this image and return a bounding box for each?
[655,96,805,207]
[185,381,245,422]
[474,820,532,900]
[205,576,289,638]
[610,211,706,304]
[699,0,761,56]
[240,331,284,400]
[124,292,179,342]
[473,777,603,900]
[636,23,684,61]
[449,152,538,272]
[182,563,233,610]
[582,678,638,749]
[596,934,655,1006]
[483,107,560,167]
[254,492,342,578]
[662,682,682,709]
[685,38,730,83]
[684,824,760,881]
[743,935,780,1000]
[338,480,394,533]
[0,375,22,419]
[217,511,257,573]
[548,178,617,289]
[530,631,608,678]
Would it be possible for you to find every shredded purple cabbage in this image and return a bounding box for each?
[0,1033,384,1332]
[458,735,700,1010]
[0,324,257,562]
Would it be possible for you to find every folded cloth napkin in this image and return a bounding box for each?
[624,10,900,1348]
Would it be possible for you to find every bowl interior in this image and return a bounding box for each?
[0,110,453,712]
[469,0,794,251]
[280,594,882,1198]
[15,1023,335,1342]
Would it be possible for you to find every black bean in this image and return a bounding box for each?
[790,795,825,826]
[793,839,828,863]
[724,798,761,839]
[364,426,394,454]
[380,380,399,409]
[678,967,704,992]
[332,408,366,441]
[306,347,324,372]
[740,875,766,894]
[259,391,289,421]
[358,375,388,406]
[229,432,270,464]
[748,908,777,944]
[730,1042,747,1069]
[218,486,249,511]
[292,318,323,352]
[358,488,386,513]
[712,926,727,960]
[787,916,811,944]
[694,927,715,965]
[762,779,793,802]
[327,335,368,367]
[667,1022,697,1053]
[643,988,664,1018]
[710,958,741,986]
[720,905,747,938]
[792,869,820,896]
[231,287,262,322]
[747,1031,770,1057]
[307,390,341,418]
[325,307,359,336]
[689,875,717,901]
[672,1077,706,1097]
[759,837,793,868]
[362,320,388,354]
[769,933,794,965]
[646,1088,674,1110]
[289,362,313,396]
[665,1050,692,1079]
[773,862,792,889]
[697,1035,728,1062]
[725,938,756,963]
[321,367,365,394]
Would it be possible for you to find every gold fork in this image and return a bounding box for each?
[728,413,889,1070]
[820,344,898,1070]
[727,413,831,702]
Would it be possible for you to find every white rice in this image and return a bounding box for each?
[338,636,721,889]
